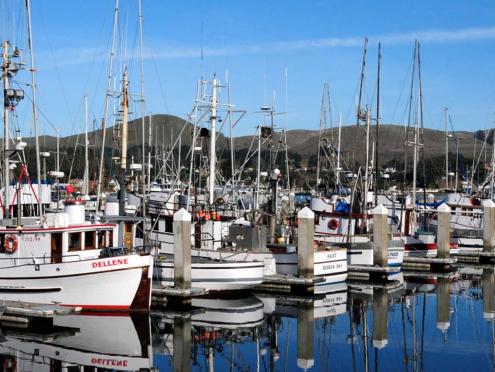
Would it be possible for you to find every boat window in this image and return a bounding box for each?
[107,231,113,247]
[68,232,82,251]
[97,231,106,248]
[165,219,173,233]
[85,231,96,250]
[0,235,4,253]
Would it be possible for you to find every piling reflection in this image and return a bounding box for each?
[437,276,451,332]
[483,268,495,320]
[1,271,495,371]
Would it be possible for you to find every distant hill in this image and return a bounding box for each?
[20,114,491,179]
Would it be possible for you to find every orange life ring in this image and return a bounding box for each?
[328,219,339,230]
[4,235,18,254]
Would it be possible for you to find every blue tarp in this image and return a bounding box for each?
[335,201,350,213]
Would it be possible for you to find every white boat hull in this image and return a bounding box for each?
[155,260,265,291]
[0,254,153,311]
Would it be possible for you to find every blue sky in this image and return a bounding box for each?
[7,0,495,139]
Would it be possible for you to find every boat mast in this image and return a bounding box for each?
[147,114,152,190]
[119,69,129,217]
[208,77,218,207]
[316,84,327,187]
[26,0,42,216]
[337,114,342,189]
[83,94,89,195]
[2,42,11,218]
[491,120,495,199]
[96,0,119,208]
[255,125,261,214]
[445,107,449,190]
[138,0,146,196]
[417,42,427,209]
[374,42,381,206]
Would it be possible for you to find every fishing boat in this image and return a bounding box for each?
[0,27,153,311]
[0,199,152,311]
[154,254,265,291]
[310,195,405,267]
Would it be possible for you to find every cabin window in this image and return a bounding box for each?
[68,232,82,251]
[97,231,106,248]
[107,231,113,247]
[165,219,173,233]
[0,235,5,254]
[85,231,96,250]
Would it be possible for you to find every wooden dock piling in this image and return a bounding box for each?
[297,207,315,279]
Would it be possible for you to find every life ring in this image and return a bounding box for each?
[328,219,339,230]
[4,235,18,254]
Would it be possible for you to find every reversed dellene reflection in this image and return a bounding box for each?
[297,302,314,370]
[173,316,191,372]
[437,277,451,333]
[372,287,388,349]
[483,268,495,320]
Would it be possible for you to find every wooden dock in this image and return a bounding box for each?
[403,256,457,272]
[347,265,401,282]
[0,301,80,324]
[255,274,326,293]
[451,251,495,264]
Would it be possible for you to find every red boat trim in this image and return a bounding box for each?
[130,266,151,311]
[404,243,437,251]
[60,304,130,311]
[0,265,147,280]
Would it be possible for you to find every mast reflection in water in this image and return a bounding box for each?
[0,271,494,371]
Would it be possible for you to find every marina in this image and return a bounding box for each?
[0,0,490,370]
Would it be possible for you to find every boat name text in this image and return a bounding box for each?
[92,258,128,269]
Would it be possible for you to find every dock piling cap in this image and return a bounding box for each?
[298,206,314,219]
[437,203,451,213]
[483,199,495,208]
[373,339,388,349]
[174,208,191,222]
[297,358,314,370]
[373,204,388,215]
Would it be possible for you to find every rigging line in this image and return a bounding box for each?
[148,46,169,113]
[37,8,80,135]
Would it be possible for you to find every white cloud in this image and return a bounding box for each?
[39,26,495,67]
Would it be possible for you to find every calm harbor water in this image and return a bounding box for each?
[1,268,494,371]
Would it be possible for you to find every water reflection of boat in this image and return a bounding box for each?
[153,294,265,371]
[259,285,348,319]
[0,314,153,371]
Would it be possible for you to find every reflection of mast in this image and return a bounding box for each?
[363,303,369,372]
[401,299,410,372]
